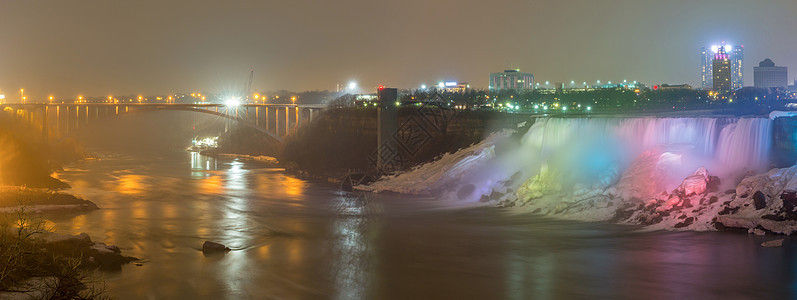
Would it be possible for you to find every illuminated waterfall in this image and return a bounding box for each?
[367,116,778,202]
[516,117,773,184]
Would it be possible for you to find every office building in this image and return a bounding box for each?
[489,69,534,91]
[753,58,788,89]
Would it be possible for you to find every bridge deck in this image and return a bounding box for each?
[3,103,327,109]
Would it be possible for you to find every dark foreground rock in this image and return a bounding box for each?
[35,232,136,270]
[1,277,60,300]
[203,241,231,255]
[0,231,133,299]
[753,191,767,210]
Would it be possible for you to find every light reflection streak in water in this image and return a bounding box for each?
[332,194,370,299]
[116,174,149,194]
[255,173,307,202]
[190,152,218,179]
[282,176,304,198]
[226,160,247,192]
[199,175,223,194]
[71,214,87,232]
[218,159,253,295]
[505,248,553,300]
[131,199,147,220]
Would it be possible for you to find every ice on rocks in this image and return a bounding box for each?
[676,167,709,196]
[360,116,797,234]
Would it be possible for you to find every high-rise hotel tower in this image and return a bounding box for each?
[701,43,743,90]
[712,46,732,94]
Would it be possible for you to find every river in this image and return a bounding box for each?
[48,151,796,299]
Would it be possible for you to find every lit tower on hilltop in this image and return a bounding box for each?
[701,43,744,89]
[712,45,732,94]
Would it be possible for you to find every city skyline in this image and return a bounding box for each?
[1,0,797,100]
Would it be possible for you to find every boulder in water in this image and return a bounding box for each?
[88,243,133,270]
[762,239,784,247]
[202,241,231,254]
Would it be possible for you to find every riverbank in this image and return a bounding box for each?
[0,228,134,298]
[0,184,131,298]
[0,186,99,213]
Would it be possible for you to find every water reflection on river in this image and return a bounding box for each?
[50,152,797,299]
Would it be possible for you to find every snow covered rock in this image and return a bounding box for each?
[736,165,797,201]
[614,150,682,201]
[715,215,797,235]
[361,130,511,194]
[675,167,710,196]
[516,163,562,201]
[34,232,92,248]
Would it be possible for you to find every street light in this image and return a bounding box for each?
[225,97,240,107]
[348,81,357,90]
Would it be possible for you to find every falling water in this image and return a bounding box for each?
[520,117,772,176]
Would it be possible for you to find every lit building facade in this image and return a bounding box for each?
[753,58,788,88]
[731,46,744,89]
[489,69,534,91]
[701,44,743,89]
[434,81,470,93]
[712,46,732,94]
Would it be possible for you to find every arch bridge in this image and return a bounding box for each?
[1,103,325,143]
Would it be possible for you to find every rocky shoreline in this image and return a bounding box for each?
[0,230,134,299]
[362,137,797,237]
[0,186,99,213]
[499,157,797,236]
[32,231,137,270]
[0,185,132,298]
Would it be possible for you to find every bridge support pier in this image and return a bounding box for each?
[377,88,399,171]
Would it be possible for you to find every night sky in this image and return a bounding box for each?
[1,0,796,100]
